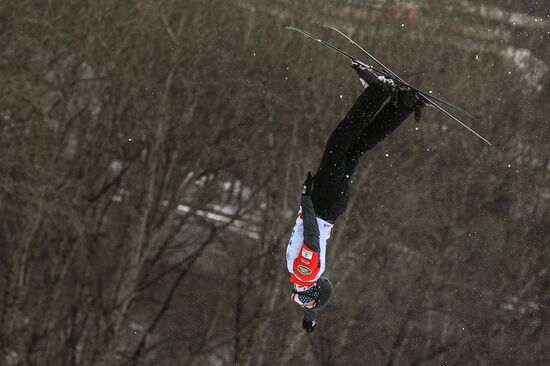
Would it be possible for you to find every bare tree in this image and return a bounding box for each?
[0,0,548,365]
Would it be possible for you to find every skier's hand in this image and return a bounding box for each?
[302,172,314,196]
[291,292,317,308]
[302,319,316,333]
[291,283,319,308]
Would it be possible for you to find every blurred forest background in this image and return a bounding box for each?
[1,0,549,365]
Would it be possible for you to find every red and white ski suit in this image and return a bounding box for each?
[285,194,333,287]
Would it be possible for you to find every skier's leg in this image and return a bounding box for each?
[311,84,390,222]
[349,90,419,156]
[316,84,390,169]
[340,91,420,184]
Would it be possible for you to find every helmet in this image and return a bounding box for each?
[314,276,333,310]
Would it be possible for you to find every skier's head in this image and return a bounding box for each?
[315,276,333,310]
[291,276,333,310]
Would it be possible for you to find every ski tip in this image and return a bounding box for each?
[477,133,493,147]
[284,26,302,33]
[322,24,338,32]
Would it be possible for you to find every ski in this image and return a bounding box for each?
[285,26,492,146]
[322,25,477,120]
[284,27,387,78]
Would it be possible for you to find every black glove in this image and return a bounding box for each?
[302,172,314,196]
[302,319,316,333]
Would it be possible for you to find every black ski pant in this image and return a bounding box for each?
[311,84,415,222]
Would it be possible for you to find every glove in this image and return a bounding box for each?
[291,284,320,307]
[301,172,314,196]
[302,319,316,333]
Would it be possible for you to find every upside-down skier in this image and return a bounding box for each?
[285,62,425,333]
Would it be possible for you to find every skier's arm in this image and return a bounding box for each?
[300,194,320,253]
[290,172,322,286]
[300,172,320,253]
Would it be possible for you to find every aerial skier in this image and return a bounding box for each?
[285,63,425,333]
[285,25,488,333]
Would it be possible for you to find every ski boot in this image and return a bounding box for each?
[392,89,426,122]
[351,61,396,89]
